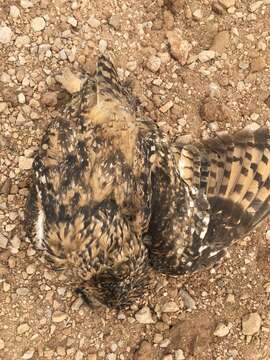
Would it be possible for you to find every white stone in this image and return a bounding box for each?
[99,39,107,53]
[135,306,155,324]
[67,16,77,27]
[15,35,30,48]
[17,323,30,335]
[52,311,67,323]
[10,5,21,17]
[218,0,235,9]
[31,17,46,32]
[0,339,4,350]
[214,323,230,337]
[0,26,13,44]
[19,156,33,170]
[88,16,100,28]
[175,349,185,360]
[22,349,35,359]
[242,313,262,336]
[18,93,26,104]
[20,0,33,8]
[198,50,216,63]
[249,1,264,12]
[146,55,161,73]
[0,234,8,249]
[161,301,179,313]
[56,69,82,94]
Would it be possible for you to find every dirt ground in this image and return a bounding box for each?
[1,0,270,359]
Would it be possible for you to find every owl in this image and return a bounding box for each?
[25,55,270,308]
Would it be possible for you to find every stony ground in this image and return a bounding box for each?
[1,0,270,359]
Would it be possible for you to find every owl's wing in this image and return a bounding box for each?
[176,127,270,272]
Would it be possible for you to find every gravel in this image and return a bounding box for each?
[135,306,155,324]
[242,312,262,336]
[1,1,270,359]
[31,17,46,32]
[0,26,13,44]
[213,323,230,337]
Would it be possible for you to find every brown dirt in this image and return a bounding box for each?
[1,0,270,359]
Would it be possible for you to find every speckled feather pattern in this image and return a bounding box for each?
[25,56,270,308]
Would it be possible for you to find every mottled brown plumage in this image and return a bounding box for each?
[25,56,172,308]
[25,55,270,308]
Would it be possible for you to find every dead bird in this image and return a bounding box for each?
[25,55,270,308]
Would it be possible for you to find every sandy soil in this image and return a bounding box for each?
[1,0,270,359]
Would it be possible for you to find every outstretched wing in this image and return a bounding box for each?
[175,127,270,272]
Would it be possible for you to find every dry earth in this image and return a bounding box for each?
[1,0,270,359]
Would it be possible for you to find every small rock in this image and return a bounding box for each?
[107,354,116,360]
[179,289,196,309]
[226,293,235,304]
[88,354,97,360]
[161,301,179,313]
[88,16,101,28]
[67,16,78,27]
[175,349,185,360]
[212,2,225,14]
[19,157,33,170]
[163,10,174,30]
[162,355,173,360]
[0,26,13,44]
[15,35,30,48]
[214,323,230,337]
[31,17,46,32]
[250,57,266,72]
[127,61,137,72]
[109,14,121,30]
[71,297,84,311]
[135,306,155,324]
[198,50,216,63]
[249,1,264,12]
[0,178,12,194]
[211,31,230,53]
[159,100,173,113]
[193,9,203,21]
[0,234,8,249]
[0,339,4,350]
[200,98,232,123]
[135,341,154,360]
[208,82,221,98]
[52,311,67,323]
[166,30,191,66]
[242,313,261,336]
[264,282,270,293]
[153,333,163,344]
[99,39,107,53]
[218,0,235,9]
[10,5,21,17]
[41,92,58,106]
[22,349,35,359]
[265,95,270,108]
[18,93,26,104]
[56,70,83,94]
[17,287,30,296]
[159,339,170,348]
[0,102,7,113]
[26,264,36,275]
[17,323,30,335]
[75,351,84,360]
[146,55,161,73]
[20,0,33,8]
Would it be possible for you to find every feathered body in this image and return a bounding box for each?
[25,56,270,308]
